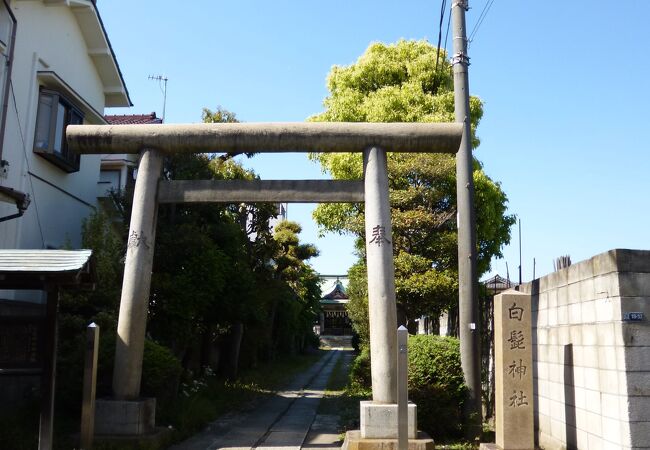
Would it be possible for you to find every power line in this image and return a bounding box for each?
[444,1,452,53]
[443,0,453,82]
[433,0,447,88]
[10,79,45,247]
[468,0,496,46]
[469,0,495,42]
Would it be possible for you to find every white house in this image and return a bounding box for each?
[0,0,130,251]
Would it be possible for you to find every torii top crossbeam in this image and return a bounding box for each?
[66,122,463,154]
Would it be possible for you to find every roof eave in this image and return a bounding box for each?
[0,249,95,289]
[68,0,132,107]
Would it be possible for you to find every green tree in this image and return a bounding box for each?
[309,40,515,335]
[269,220,321,355]
[56,210,126,409]
[148,152,278,371]
[147,107,320,374]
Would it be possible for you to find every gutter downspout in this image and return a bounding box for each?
[0,209,24,223]
[0,185,30,222]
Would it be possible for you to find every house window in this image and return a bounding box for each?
[98,169,121,196]
[33,89,83,173]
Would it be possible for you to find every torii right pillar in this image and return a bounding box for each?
[358,146,418,442]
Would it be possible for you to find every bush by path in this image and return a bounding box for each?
[348,335,467,440]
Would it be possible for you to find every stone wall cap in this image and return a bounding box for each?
[520,249,650,293]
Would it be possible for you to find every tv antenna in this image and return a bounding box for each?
[148,74,168,123]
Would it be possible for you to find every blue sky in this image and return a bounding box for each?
[101,1,650,282]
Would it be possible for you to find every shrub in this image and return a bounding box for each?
[408,335,467,439]
[55,324,182,411]
[349,346,371,388]
[348,335,467,440]
[141,339,183,410]
[350,331,361,352]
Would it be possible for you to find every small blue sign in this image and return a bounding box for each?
[623,312,644,321]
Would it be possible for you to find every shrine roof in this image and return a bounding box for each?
[0,250,94,289]
[322,280,348,300]
[321,299,349,305]
[482,273,517,292]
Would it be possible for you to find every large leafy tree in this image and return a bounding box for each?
[148,152,273,362]
[148,107,321,370]
[309,40,515,336]
[270,221,321,355]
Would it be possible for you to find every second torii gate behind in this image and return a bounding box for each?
[67,121,463,436]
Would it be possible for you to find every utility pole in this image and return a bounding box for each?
[451,0,482,438]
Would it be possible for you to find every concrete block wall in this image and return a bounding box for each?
[518,249,650,449]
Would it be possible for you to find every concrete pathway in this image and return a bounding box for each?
[169,348,350,450]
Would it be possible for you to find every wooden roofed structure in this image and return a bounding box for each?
[0,249,94,450]
[319,276,352,336]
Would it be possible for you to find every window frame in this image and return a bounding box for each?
[33,88,84,173]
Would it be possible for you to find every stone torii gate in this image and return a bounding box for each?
[67,122,463,437]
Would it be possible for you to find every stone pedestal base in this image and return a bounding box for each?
[360,401,417,439]
[343,430,433,450]
[479,443,534,450]
[95,398,156,435]
[73,427,172,449]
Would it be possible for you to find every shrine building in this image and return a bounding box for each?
[317,275,353,336]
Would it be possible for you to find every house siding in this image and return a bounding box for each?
[0,1,119,250]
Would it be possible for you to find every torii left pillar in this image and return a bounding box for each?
[95,148,163,436]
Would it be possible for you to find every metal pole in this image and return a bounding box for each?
[518,219,522,285]
[397,326,408,450]
[38,286,59,450]
[451,0,482,437]
[0,1,17,163]
[533,257,536,281]
[80,323,99,449]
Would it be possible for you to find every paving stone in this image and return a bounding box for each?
[170,349,351,450]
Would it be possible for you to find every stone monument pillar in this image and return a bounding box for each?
[482,291,534,450]
[95,148,163,436]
